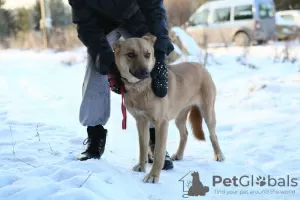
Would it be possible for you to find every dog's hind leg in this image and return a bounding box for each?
[200,80,225,161]
[133,116,150,173]
[200,102,225,162]
[171,107,190,161]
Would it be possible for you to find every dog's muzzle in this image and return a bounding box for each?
[130,68,150,80]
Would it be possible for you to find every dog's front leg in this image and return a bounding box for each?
[132,117,150,173]
[143,120,169,183]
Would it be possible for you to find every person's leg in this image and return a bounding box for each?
[118,28,174,170]
[77,30,122,161]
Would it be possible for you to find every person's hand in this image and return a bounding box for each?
[150,51,168,98]
[95,51,115,75]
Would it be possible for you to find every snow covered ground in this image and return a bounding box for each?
[1,41,300,200]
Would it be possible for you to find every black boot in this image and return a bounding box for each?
[148,128,174,170]
[77,125,107,161]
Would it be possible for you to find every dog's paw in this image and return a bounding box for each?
[133,163,146,172]
[143,173,160,183]
[171,153,183,161]
[214,153,225,162]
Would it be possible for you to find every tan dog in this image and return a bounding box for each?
[113,35,225,183]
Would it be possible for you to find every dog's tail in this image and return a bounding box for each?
[188,106,206,141]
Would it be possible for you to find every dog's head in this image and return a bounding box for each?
[113,35,156,83]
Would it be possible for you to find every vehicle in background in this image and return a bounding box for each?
[275,12,300,41]
[185,0,277,46]
[276,10,300,27]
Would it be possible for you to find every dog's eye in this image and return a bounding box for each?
[127,52,135,58]
[145,53,151,58]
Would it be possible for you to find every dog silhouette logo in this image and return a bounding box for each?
[179,171,209,198]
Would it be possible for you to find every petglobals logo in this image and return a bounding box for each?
[212,175,299,187]
[179,171,299,197]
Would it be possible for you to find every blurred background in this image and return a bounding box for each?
[0,0,299,51]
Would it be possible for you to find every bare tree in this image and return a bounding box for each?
[281,39,297,64]
[274,35,298,64]
[200,31,221,66]
[202,32,209,66]
[236,39,258,69]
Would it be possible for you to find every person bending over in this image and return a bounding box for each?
[69,0,175,170]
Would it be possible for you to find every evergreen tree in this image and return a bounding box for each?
[49,0,71,27]
[16,8,31,32]
[0,0,18,38]
[31,0,41,30]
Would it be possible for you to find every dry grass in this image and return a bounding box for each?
[0,25,82,51]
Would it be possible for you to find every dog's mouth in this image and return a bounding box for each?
[129,68,150,80]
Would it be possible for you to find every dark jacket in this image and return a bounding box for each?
[68,0,174,60]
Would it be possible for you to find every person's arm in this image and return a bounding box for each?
[68,0,114,74]
[136,0,174,57]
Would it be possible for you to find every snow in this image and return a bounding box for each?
[1,39,300,200]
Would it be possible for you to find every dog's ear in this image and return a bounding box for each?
[112,40,123,54]
[142,33,156,45]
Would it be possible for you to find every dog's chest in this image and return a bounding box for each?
[124,94,152,117]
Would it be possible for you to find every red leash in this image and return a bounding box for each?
[120,84,127,130]
[108,73,127,130]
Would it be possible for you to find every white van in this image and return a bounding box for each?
[276,10,300,27]
[185,0,277,46]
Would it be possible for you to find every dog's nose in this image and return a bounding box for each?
[134,68,150,79]
[139,68,150,77]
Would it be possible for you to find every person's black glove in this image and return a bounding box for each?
[151,51,168,98]
[95,51,115,75]
[93,51,123,95]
